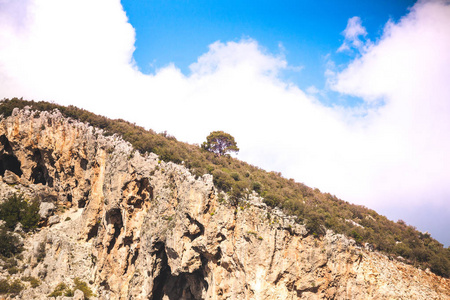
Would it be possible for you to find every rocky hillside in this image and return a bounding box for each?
[0,107,448,299]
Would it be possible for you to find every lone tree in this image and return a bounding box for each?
[202,131,239,156]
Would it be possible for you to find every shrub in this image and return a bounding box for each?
[74,277,94,299]
[8,279,24,295]
[21,276,41,288]
[0,279,9,294]
[252,182,262,193]
[262,193,280,207]
[429,254,450,278]
[30,277,41,288]
[305,211,326,237]
[206,165,214,174]
[393,242,412,258]
[0,279,24,295]
[212,170,233,192]
[7,266,19,274]
[48,282,68,297]
[0,194,40,232]
[0,228,23,257]
[2,257,17,269]
[21,200,40,231]
[36,242,46,262]
[48,279,94,299]
[230,172,240,181]
[350,230,363,244]
[229,181,248,206]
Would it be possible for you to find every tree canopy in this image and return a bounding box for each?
[202,131,239,156]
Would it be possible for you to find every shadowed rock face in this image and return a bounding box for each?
[0,134,23,178]
[0,107,449,299]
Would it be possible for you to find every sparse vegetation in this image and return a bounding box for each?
[21,276,41,288]
[0,194,40,263]
[73,277,94,299]
[0,278,24,295]
[48,282,68,297]
[8,279,24,295]
[0,228,23,257]
[2,257,18,269]
[48,278,93,299]
[7,266,19,274]
[64,288,74,297]
[0,279,9,294]
[36,241,46,263]
[1,98,449,278]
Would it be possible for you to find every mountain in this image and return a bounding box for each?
[0,99,448,299]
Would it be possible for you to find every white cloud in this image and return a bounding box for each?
[0,0,449,243]
[306,86,319,94]
[337,16,369,53]
[0,0,137,111]
[190,40,286,78]
[329,0,450,212]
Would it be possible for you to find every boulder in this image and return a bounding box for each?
[73,289,85,300]
[39,202,56,219]
[14,222,23,233]
[11,232,24,247]
[3,170,20,185]
[48,215,60,226]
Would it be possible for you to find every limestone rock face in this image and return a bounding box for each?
[0,107,448,299]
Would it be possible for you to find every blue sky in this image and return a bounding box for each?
[0,0,449,246]
[122,0,415,96]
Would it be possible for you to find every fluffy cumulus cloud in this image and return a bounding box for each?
[330,0,450,206]
[329,0,450,242]
[0,0,138,111]
[0,0,449,243]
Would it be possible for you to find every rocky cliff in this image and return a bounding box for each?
[0,107,448,299]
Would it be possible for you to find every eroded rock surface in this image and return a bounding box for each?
[0,107,448,299]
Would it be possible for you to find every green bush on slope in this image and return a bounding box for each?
[0,193,40,259]
[0,228,23,258]
[0,193,40,232]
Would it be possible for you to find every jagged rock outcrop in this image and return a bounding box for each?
[0,107,448,299]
